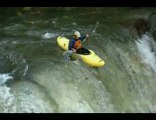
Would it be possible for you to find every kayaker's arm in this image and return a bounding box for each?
[79,33,89,42]
[68,39,75,50]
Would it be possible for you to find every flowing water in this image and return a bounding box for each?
[0,7,156,113]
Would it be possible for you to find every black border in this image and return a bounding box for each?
[0,0,156,7]
[1,0,156,120]
[1,113,156,120]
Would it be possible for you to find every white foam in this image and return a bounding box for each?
[0,86,16,112]
[31,63,115,113]
[11,81,55,113]
[42,32,58,39]
[22,59,29,77]
[0,73,15,112]
[4,24,22,31]
[0,73,13,85]
[71,22,77,26]
[135,34,156,73]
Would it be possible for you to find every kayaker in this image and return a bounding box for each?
[63,31,90,60]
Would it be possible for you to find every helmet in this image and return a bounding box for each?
[74,31,81,37]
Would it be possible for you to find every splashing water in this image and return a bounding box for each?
[0,73,15,112]
[42,33,59,39]
[135,34,156,73]
[0,73,13,85]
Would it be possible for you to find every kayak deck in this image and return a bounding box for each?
[57,36,105,67]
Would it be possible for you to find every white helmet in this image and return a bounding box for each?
[74,31,81,37]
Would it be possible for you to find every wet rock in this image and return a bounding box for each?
[148,13,156,41]
[152,31,156,41]
[134,18,150,38]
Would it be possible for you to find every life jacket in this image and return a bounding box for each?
[74,40,83,49]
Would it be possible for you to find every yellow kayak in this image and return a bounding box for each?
[57,36,105,67]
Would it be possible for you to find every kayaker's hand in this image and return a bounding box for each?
[72,48,76,53]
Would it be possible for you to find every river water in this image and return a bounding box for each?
[0,7,156,113]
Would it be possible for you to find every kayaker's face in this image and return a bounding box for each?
[73,35,79,40]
